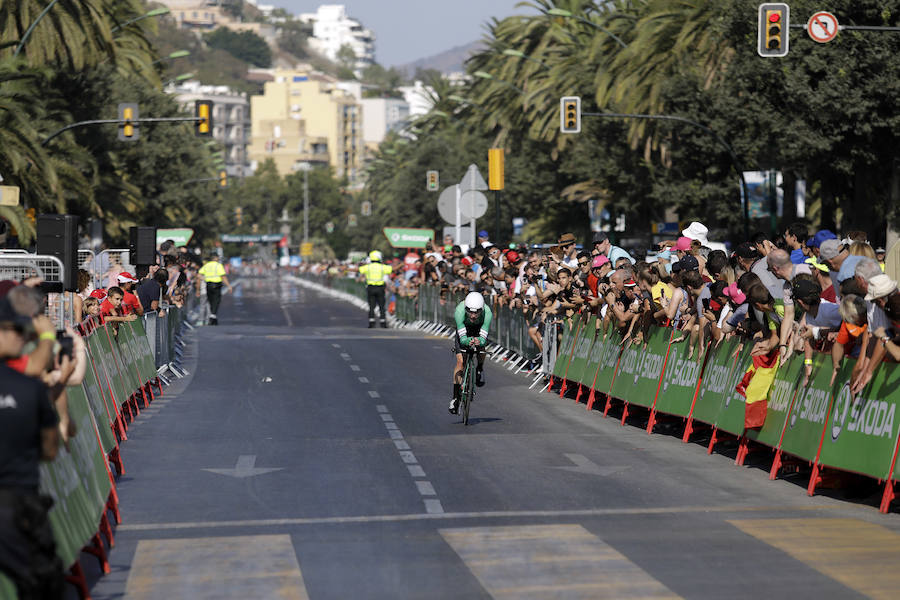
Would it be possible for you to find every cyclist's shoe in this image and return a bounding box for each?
[476,367,485,387]
[448,397,459,415]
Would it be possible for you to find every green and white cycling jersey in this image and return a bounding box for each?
[454,301,493,347]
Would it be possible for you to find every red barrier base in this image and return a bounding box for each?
[108,447,125,477]
[107,488,121,525]
[707,428,740,455]
[880,481,895,513]
[559,379,568,398]
[586,389,598,411]
[646,409,658,434]
[575,384,583,404]
[65,562,90,600]
[99,512,115,548]
[82,532,110,574]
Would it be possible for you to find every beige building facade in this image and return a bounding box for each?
[248,70,364,183]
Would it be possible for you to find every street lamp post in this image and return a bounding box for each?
[14,0,64,57]
[153,50,190,66]
[501,49,549,70]
[473,71,525,94]
[112,7,170,33]
[298,162,311,244]
[546,8,629,49]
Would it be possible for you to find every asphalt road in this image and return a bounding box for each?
[81,274,900,599]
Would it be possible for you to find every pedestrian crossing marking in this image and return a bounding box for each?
[124,534,308,599]
[440,524,680,599]
[729,518,900,599]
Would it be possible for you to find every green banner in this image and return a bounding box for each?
[39,385,111,568]
[552,319,579,379]
[566,317,597,386]
[820,361,900,481]
[583,326,622,395]
[655,339,704,418]
[88,330,127,414]
[82,367,117,453]
[608,327,669,408]
[115,323,142,393]
[383,227,434,248]
[778,355,836,463]
[713,343,756,436]
[691,339,744,427]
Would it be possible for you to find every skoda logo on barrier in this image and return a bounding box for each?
[831,384,853,442]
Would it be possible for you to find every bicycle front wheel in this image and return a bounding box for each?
[463,353,476,425]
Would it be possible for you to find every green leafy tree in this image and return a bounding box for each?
[204,27,272,68]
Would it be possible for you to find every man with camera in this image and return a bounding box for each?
[0,296,66,599]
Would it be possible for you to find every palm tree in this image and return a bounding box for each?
[0,0,117,70]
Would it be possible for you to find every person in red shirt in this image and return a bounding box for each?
[116,272,143,316]
[99,287,137,325]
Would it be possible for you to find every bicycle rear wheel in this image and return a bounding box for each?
[463,352,476,425]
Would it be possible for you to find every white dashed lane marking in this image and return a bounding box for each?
[375,405,445,515]
[350,365,361,372]
[368,391,380,399]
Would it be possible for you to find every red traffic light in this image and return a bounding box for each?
[768,12,781,22]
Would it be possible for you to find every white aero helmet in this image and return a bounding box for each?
[369,250,382,262]
[464,292,485,311]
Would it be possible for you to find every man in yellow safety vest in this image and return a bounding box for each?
[198,254,233,325]
[358,251,392,328]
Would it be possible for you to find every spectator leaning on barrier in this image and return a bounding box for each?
[198,256,232,326]
[0,297,65,599]
[784,222,809,265]
[819,238,864,295]
[136,267,168,314]
[117,272,143,317]
[100,287,138,327]
[832,294,869,385]
[850,273,899,393]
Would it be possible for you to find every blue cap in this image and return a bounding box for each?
[478,230,489,238]
[655,250,672,261]
[807,229,837,249]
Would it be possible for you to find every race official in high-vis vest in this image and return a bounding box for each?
[358,251,392,328]
[198,255,233,325]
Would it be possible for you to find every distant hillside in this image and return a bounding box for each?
[396,40,484,76]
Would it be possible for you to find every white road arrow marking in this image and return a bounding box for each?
[551,453,628,477]
[203,455,284,479]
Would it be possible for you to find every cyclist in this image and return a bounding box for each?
[449,292,493,414]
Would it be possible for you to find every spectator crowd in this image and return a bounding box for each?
[308,224,899,409]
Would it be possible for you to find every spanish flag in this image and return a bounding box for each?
[735,348,779,429]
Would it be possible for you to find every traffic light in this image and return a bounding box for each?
[195,100,213,136]
[758,3,789,57]
[488,148,504,191]
[117,103,139,141]
[560,96,581,134]
[218,169,228,188]
[426,170,439,192]
[235,206,242,226]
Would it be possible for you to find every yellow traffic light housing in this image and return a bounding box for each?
[195,100,213,136]
[118,103,139,141]
[488,148,504,191]
[426,170,439,191]
[758,3,789,57]
[235,206,243,225]
[218,169,228,188]
[560,96,581,134]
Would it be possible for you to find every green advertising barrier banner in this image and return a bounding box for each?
[39,385,112,569]
[778,354,836,464]
[552,319,579,379]
[86,333,124,422]
[82,368,117,454]
[92,326,130,410]
[608,327,670,408]
[584,328,622,397]
[113,323,141,393]
[655,338,705,419]
[0,573,15,599]
[690,338,744,427]
[819,361,900,481]
[566,317,597,387]
[129,319,158,384]
[743,353,805,449]
[713,343,756,436]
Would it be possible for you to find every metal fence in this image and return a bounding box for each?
[0,252,72,326]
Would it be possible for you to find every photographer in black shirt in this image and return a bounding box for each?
[0,297,63,599]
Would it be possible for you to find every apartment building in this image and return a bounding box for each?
[248,70,364,183]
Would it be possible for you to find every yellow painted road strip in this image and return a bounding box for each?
[124,534,308,600]
[729,518,900,599]
[440,524,680,600]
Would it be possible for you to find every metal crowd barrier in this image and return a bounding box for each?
[0,251,72,327]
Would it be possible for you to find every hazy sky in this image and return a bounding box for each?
[268,1,527,67]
